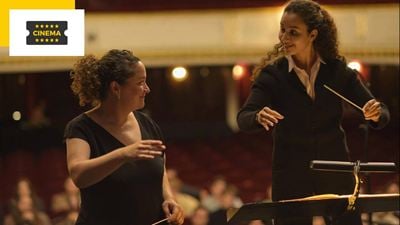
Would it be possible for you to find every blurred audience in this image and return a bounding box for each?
[19,100,61,151]
[169,174,200,217]
[313,217,325,225]
[167,169,201,199]
[200,176,227,213]
[54,211,78,225]
[368,180,399,225]
[50,177,80,225]
[1,140,397,225]
[11,178,45,212]
[189,206,209,225]
[208,185,242,225]
[21,101,51,130]
[248,220,265,225]
[3,196,51,225]
[51,177,80,215]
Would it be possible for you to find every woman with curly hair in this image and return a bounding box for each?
[64,49,184,225]
[237,0,390,224]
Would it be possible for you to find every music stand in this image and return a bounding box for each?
[226,160,399,225]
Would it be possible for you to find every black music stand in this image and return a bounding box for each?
[227,194,399,225]
[226,160,399,225]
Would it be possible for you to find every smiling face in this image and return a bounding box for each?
[279,12,317,57]
[118,61,150,111]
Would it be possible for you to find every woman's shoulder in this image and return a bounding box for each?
[256,57,287,83]
[324,58,356,78]
[324,57,348,69]
[262,57,287,72]
[65,113,90,129]
[259,57,288,76]
[64,113,92,140]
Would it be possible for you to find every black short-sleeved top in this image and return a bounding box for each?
[64,111,165,225]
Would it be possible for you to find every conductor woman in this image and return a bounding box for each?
[237,1,390,224]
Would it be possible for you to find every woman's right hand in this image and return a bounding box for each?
[121,140,165,161]
[256,107,284,131]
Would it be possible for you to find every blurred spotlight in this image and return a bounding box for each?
[232,64,246,80]
[347,60,362,72]
[172,66,187,81]
[12,111,21,121]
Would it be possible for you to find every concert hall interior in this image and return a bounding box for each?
[0,0,398,225]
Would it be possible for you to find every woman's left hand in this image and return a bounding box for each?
[162,199,184,225]
[363,99,381,122]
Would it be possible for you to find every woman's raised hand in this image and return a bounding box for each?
[363,99,382,122]
[122,140,165,161]
[256,107,284,131]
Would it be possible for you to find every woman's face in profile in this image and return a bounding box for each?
[119,61,150,111]
[279,12,316,56]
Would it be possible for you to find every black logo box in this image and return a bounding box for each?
[26,21,68,45]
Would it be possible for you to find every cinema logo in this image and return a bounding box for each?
[9,9,84,56]
[27,21,67,45]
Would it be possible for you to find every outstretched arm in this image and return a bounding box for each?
[66,138,165,188]
[344,69,390,129]
[237,71,282,132]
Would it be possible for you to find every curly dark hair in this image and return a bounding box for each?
[70,49,141,106]
[253,0,344,79]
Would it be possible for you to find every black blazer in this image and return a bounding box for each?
[237,57,390,197]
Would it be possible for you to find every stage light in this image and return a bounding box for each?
[172,66,187,81]
[348,60,370,83]
[12,111,21,121]
[232,64,246,80]
[347,60,362,72]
